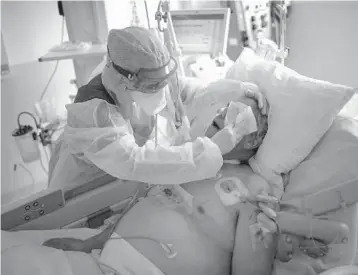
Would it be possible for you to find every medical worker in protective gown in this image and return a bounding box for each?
[48,27,268,189]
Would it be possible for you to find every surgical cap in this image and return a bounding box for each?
[107,27,170,72]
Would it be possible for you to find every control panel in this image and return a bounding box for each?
[1,189,65,230]
[232,0,272,50]
[241,0,272,49]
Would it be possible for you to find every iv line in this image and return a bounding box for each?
[155,114,159,147]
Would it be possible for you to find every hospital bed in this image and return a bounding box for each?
[2,162,358,275]
[2,93,358,274]
[3,4,358,275]
[2,98,358,268]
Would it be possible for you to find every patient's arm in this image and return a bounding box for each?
[276,211,349,245]
[231,204,334,275]
[42,222,116,253]
[232,203,277,275]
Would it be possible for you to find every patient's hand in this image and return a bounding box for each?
[232,202,277,275]
[297,237,330,259]
[43,237,91,253]
[243,82,269,115]
[276,233,330,262]
[42,222,117,253]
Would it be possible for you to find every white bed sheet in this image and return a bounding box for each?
[1,228,100,252]
[1,228,105,275]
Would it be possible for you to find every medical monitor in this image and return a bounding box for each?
[170,8,230,57]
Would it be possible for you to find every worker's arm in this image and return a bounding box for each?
[64,98,223,185]
[178,76,265,117]
[178,77,265,139]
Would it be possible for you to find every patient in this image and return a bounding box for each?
[108,99,274,275]
[44,99,276,275]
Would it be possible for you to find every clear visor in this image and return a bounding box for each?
[135,57,178,92]
[109,48,178,94]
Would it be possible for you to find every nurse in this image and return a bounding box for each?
[48,26,268,189]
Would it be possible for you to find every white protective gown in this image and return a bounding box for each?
[48,76,233,189]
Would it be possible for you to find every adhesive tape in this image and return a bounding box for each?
[214,177,248,206]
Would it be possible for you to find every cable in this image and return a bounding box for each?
[144,0,151,29]
[98,189,141,242]
[155,114,158,147]
[39,16,65,101]
[39,155,49,175]
[43,146,50,163]
[13,163,35,188]
[17,111,39,129]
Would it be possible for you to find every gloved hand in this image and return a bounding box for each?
[211,103,257,155]
[210,126,237,155]
[211,126,242,155]
[247,187,279,250]
[256,197,279,245]
[214,84,268,124]
[249,212,277,250]
[242,82,269,115]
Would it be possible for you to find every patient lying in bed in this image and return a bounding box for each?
[43,98,331,275]
[43,99,277,274]
[44,166,275,275]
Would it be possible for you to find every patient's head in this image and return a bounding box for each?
[205,98,268,161]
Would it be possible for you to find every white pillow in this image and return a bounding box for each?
[225,48,356,198]
[283,116,358,200]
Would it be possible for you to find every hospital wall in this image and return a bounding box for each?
[285,1,358,116]
[286,1,358,88]
[1,1,77,199]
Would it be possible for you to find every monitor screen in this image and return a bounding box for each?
[171,10,228,55]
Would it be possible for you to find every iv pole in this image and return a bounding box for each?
[255,2,289,65]
[275,3,289,64]
[155,0,184,76]
[142,0,194,212]
[154,0,190,144]
[144,0,188,147]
